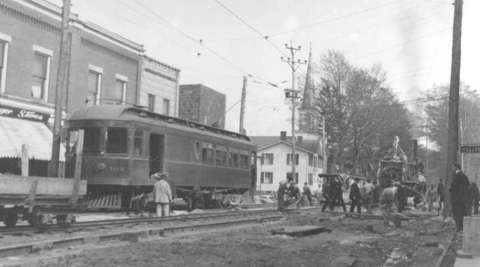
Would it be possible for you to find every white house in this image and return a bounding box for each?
[250,132,325,193]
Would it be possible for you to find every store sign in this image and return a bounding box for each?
[0,105,50,123]
[460,146,480,153]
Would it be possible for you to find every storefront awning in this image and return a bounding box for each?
[0,117,65,161]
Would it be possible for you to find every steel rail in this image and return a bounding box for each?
[0,208,279,235]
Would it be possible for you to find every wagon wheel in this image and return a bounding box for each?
[3,213,18,228]
[56,214,71,228]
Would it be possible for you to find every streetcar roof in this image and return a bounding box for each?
[68,105,253,143]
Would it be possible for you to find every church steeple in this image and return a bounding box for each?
[301,44,316,110]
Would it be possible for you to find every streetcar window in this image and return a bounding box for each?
[106,128,127,154]
[83,127,102,154]
[240,150,249,169]
[133,130,143,157]
[202,142,214,165]
[67,130,78,153]
[216,145,227,166]
[228,147,238,167]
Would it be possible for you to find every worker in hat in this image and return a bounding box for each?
[151,172,173,217]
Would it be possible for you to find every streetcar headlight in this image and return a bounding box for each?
[98,163,106,170]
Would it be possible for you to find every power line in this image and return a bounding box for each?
[268,0,408,37]
[214,0,288,58]
[351,27,453,61]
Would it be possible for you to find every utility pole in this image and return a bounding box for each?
[444,0,463,217]
[282,41,306,183]
[48,0,71,178]
[239,76,247,134]
[322,115,327,173]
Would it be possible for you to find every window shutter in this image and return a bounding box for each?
[286,154,290,165]
[261,172,264,183]
[271,154,274,165]
[296,154,299,166]
[261,153,264,165]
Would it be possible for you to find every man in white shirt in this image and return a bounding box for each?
[152,172,173,217]
[362,179,376,213]
[417,173,426,193]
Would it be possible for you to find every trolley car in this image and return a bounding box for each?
[64,105,257,210]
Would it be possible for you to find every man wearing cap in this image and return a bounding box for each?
[449,163,470,231]
[151,172,173,217]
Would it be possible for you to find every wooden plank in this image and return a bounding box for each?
[327,256,357,267]
[464,217,480,255]
[72,129,84,205]
[21,144,29,176]
[0,177,86,196]
[27,178,38,206]
[271,226,327,237]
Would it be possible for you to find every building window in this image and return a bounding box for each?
[0,40,8,93]
[32,53,49,100]
[115,79,126,104]
[148,94,155,112]
[308,173,313,185]
[87,71,101,105]
[287,173,299,184]
[286,154,299,166]
[261,153,274,165]
[308,154,314,166]
[163,99,170,115]
[261,172,273,184]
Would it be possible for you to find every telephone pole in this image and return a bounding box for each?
[444,0,463,217]
[239,76,247,134]
[282,41,306,182]
[48,0,71,178]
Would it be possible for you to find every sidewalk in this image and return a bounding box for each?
[454,231,480,267]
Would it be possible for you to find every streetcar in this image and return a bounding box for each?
[64,105,257,210]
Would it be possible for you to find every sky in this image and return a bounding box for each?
[49,0,480,137]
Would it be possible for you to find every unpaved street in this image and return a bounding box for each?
[35,209,454,267]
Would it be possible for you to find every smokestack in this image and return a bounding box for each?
[280,131,287,141]
[413,139,418,161]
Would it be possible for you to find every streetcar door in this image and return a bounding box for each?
[149,133,165,175]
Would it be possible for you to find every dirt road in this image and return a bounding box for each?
[33,209,454,267]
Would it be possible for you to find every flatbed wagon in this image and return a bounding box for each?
[0,174,87,229]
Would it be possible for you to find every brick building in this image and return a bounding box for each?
[0,0,147,175]
[178,84,226,129]
[139,55,180,117]
[0,0,145,122]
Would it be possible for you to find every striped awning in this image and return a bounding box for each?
[0,117,65,161]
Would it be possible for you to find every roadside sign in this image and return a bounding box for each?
[461,146,480,153]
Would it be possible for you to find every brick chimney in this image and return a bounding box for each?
[280,131,287,141]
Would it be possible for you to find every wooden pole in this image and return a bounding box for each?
[21,144,29,176]
[239,76,247,134]
[48,0,71,178]
[72,130,84,205]
[444,0,463,217]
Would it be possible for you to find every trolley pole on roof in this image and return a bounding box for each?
[282,41,306,182]
[444,0,463,218]
[48,0,71,178]
[239,76,247,134]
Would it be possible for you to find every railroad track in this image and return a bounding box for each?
[0,208,280,236]
[0,208,286,260]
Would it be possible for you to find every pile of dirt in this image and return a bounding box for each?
[37,211,453,267]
